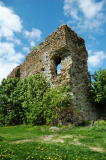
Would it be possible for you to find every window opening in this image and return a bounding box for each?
[55,57,62,74]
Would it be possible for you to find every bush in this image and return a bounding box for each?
[42,86,73,124]
[90,69,106,113]
[0,74,74,126]
[0,78,23,125]
[90,69,106,104]
[21,76,73,125]
[21,74,49,125]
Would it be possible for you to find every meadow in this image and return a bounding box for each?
[0,121,106,160]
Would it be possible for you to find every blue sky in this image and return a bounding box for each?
[0,0,106,81]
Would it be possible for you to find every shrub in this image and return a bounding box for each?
[42,86,73,124]
[90,69,106,104]
[0,78,23,125]
[21,74,49,125]
[21,76,73,125]
[90,69,106,116]
[0,74,74,126]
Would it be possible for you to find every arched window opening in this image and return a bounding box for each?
[55,57,62,75]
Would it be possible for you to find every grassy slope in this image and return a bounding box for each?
[0,121,106,160]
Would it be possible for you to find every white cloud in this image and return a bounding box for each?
[0,2,42,82]
[0,42,24,62]
[64,0,106,31]
[88,50,106,67]
[0,60,18,82]
[0,2,22,40]
[64,0,80,21]
[14,39,21,45]
[30,41,35,47]
[8,37,22,45]
[24,28,42,47]
[22,47,30,53]
[79,0,103,19]
[0,42,24,82]
[0,1,23,82]
[24,28,42,40]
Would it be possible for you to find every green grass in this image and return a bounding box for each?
[0,125,50,141]
[0,121,106,160]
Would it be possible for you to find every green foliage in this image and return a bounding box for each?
[21,75,73,125]
[90,69,106,108]
[42,86,73,124]
[21,74,49,125]
[0,74,73,126]
[0,78,23,126]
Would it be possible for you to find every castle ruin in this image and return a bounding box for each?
[8,25,97,121]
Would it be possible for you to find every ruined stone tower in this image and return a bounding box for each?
[8,25,97,121]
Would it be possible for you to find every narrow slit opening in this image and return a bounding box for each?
[55,57,62,75]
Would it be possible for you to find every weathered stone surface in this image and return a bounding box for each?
[8,25,97,121]
[8,65,20,78]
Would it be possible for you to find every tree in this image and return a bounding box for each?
[21,74,49,125]
[90,69,106,109]
[0,74,49,126]
[0,78,23,125]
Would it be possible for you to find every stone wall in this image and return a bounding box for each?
[8,25,97,121]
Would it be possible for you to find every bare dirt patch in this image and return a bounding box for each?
[9,135,106,153]
[10,139,35,144]
[41,135,64,143]
[89,146,106,153]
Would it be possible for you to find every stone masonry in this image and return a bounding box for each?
[8,25,97,121]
